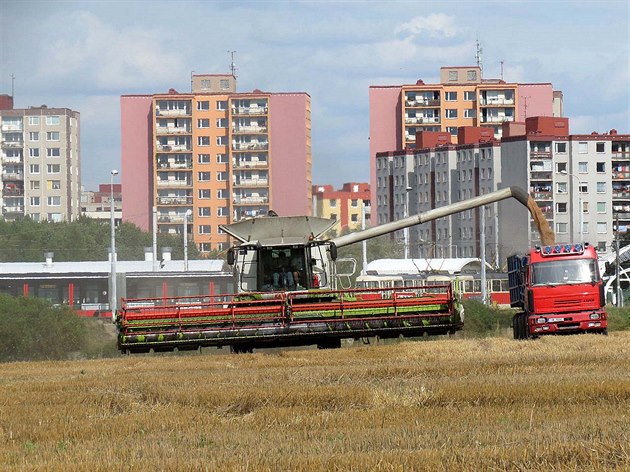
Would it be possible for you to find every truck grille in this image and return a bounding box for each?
[554,299,582,308]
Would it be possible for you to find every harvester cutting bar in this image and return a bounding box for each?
[117,283,460,353]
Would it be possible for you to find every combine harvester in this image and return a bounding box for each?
[116,186,542,354]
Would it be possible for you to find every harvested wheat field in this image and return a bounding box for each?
[1,333,629,471]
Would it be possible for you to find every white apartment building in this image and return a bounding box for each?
[376,117,630,268]
[0,100,81,222]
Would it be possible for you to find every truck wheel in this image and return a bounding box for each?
[513,313,524,340]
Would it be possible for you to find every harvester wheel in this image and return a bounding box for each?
[317,339,341,349]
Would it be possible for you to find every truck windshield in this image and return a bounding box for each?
[531,259,597,286]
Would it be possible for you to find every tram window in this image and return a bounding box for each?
[464,280,474,292]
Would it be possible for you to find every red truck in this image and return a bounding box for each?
[508,243,607,339]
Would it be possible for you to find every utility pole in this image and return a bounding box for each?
[480,205,487,304]
[616,214,623,307]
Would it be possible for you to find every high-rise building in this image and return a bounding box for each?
[121,74,312,254]
[376,117,629,266]
[312,183,371,232]
[369,66,562,203]
[0,96,81,222]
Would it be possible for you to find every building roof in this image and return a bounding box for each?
[365,258,492,275]
[0,259,227,278]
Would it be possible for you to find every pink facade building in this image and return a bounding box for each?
[120,76,311,253]
[369,66,562,203]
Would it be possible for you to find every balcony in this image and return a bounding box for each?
[1,141,23,148]
[612,171,630,180]
[2,172,24,181]
[480,116,515,123]
[612,151,630,159]
[231,107,268,116]
[1,124,23,132]
[157,215,186,224]
[156,144,191,152]
[232,125,267,133]
[530,171,552,180]
[233,179,269,188]
[3,205,24,214]
[613,212,630,220]
[612,191,630,199]
[233,160,268,169]
[405,117,440,124]
[2,155,22,164]
[233,196,269,205]
[157,196,193,205]
[156,180,192,188]
[157,162,192,170]
[530,151,552,159]
[531,191,552,201]
[155,108,191,117]
[406,99,440,107]
[3,188,24,196]
[479,98,515,106]
[232,142,269,151]
[156,127,191,135]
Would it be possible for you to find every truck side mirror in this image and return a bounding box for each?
[227,248,235,266]
[329,242,338,261]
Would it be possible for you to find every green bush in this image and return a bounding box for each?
[605,306,630,331]
[461,299,515,337]
[0,295,118,362]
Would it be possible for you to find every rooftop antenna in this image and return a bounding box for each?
[500,61,504,80]
[228,50,237,78]
[10,73,15,98]
[475,39,483,78]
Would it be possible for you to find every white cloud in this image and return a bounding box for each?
[37,11,185,90]
[395,14,461,40]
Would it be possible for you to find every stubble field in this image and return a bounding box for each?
[1,333,629,471]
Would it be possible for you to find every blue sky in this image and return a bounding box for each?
[1,0,628,190]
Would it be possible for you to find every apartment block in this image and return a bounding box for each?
[0,96,81,222]
[81,183,122,224]
[312,183,370,232]
[121,74,312,254]
[376,117,629,267]
[369,65,561,203]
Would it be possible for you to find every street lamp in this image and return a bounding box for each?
[404,186,412,259]
[560,170,583,242]
[110,169,118,319]
[184,209,192,271]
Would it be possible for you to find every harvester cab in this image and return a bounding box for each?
[222,215,340,293]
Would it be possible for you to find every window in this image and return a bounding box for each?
[217,207,228,217]
[596,142,605,153]
[579,142,588,153]
[29,132,39,141]
[556,162,567,173]
[216,100,227,110]
[217,171,228,181]
[467,70,477,81]
[198,225,211,234]
[597,222,607,234]
[596,162,605,173]
[216,118,227,128]
[445,109,458,119]
[46,116,60,125]
[48,180,61,189]
[47,164,60,173]
[197,154,210,164]
[351,199,358,207]
[199,243,212,252]
[330,199,337,207]
[445,91,457,101]
[30,181,40,190]
[556,222,568,234]
[578,162,588,173]
[216,136,227,145]
[198,136,210,146]
[29,116,40,125]
[197,101,209,110]
[48,213,62,222]
[29,148,40,158]
[351,214,358,223]
[597,202,606,213]
[556,182,567,194]
[198,189,211,199]
[220,79,230,90]
[578,184,588,194]
[29,164,40,174]
[556,202,567,213]
[217,189,228,199]
[197,171,211,181]
[46,131,60,141]
[464,109,475,118]
[582,222,589,233]
[448,70,458,81]
[597,241,606,252]
[47,196,61,206]
[200,79,211,89]
[47,148,60,157]
[216,154,228,163]
[197,119,210,128]
[447,127,458,136]
[464,91,476,101]
[30,197,40,206]
[596,182,606,193]
[555,142,567,153]
[582,201,589,214]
